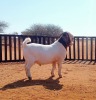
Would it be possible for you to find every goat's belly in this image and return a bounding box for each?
[35,55,59,65]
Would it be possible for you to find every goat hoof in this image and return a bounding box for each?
[28,77,32,81]
[59,75,62,78]
[51,74,55,77]
[51,75,55,77]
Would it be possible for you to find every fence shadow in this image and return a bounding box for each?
[0,76,63,91]
[64,60,96,65]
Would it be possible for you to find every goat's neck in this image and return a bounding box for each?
[58,37,67,49]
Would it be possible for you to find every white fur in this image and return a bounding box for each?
[23,38,31,47]
[23,34,73,80]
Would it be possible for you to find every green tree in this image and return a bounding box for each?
[22,24,63,36]
[0,21,8,33]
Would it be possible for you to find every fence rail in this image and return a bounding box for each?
[66,36,96,61]
[0,34,96,62]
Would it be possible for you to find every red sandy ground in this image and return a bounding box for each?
[0,61,96,100]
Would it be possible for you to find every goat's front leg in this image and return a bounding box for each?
[58,62,62,78]
[51,62,56,77]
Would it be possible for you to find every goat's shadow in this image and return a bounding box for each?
[0,76,63,91]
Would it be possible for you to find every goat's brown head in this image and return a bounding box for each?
[58,32,74,48]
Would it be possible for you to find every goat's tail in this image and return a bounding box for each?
[22,37,31,47]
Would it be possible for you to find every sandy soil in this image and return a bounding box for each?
[0,61,96,100]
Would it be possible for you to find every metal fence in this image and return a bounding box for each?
[0,34,96,62]
[66,36,96,61]
[0,34,58,62]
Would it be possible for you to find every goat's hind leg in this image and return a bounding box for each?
[25,62,33,80]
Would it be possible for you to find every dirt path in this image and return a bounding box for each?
[0,62,96,100]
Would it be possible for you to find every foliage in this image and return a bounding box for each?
[12,32,18,35]
[22,24,63,36]
[0,21,8,33]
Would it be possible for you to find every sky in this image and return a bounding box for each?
[0,0,96,36]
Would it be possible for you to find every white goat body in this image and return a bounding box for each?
[23,32,74,80]
[23,38,66,65]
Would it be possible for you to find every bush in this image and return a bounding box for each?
[22,24,63,37]
[0,21,8,33]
